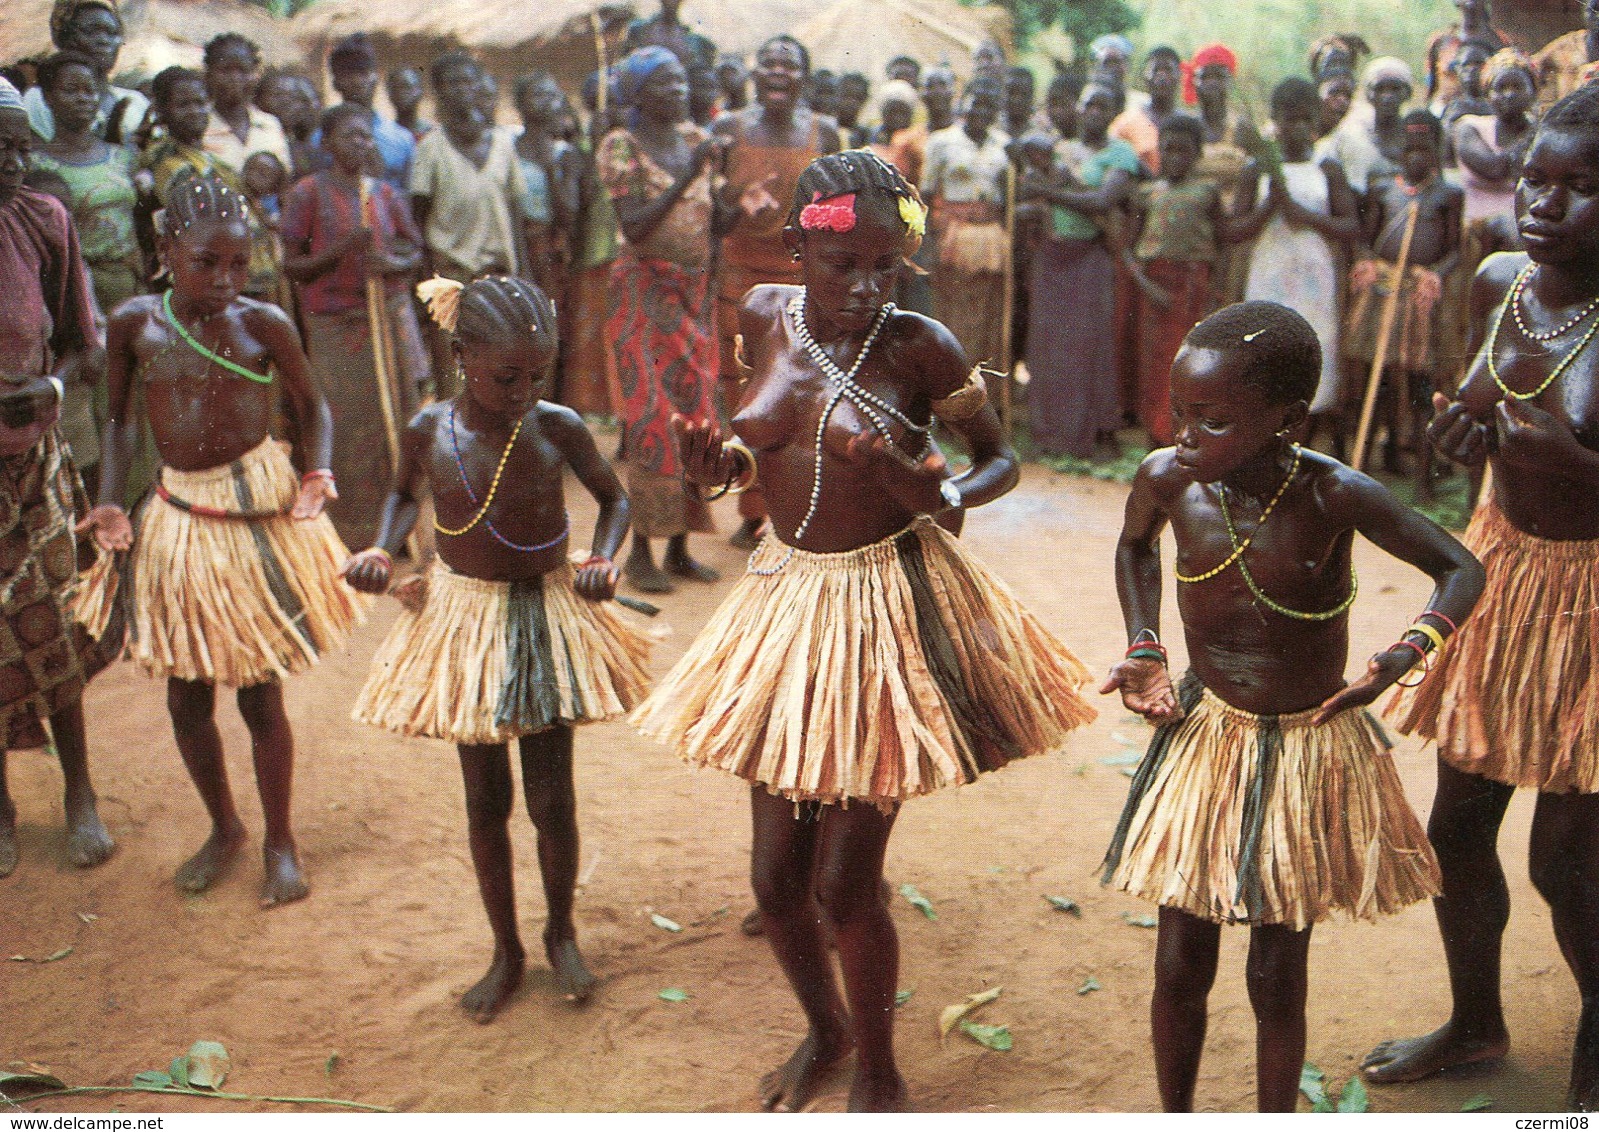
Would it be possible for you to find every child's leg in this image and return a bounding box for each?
[749,787,852,1112]
[235,681,307,907]
[49,700,114,867]
[1363,760,1514,1082]
[815,800,905,1112]
[518,725,596,1001]
[663,533,719,584]
[1528,789,1599,1110]
[167,677,246,893]
[1152,907,1221,1112]
[0,750,15,877]
[1246,922,1314,1112]
[625,534,674,594]
[457,741,524,1023]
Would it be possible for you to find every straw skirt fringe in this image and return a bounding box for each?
[353,563,654,745]
[1105,679,1440,931]
[131,438,367,687]
[630,517,1096,810]
[1386,500,1599,793]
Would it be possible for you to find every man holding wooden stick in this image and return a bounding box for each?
[282,103,428,550]
[1343,110,1461,495]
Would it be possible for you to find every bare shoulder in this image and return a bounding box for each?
[107,292,161,335]
[534,399,590,443]
[740,282,798,322]
[883,307,966,390]
[407,400,448,441]
[1136,448,1190,505]
[1301,446,1390,521]
[236,295,298,339]
[1475,250,1526,302]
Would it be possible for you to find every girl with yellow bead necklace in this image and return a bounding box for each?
[342,274,654,1021]
[1100,300,1483,1113]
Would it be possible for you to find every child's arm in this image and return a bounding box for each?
[1301,160,1362,244]
[548,405,628,601]
[342,409,432,594]
[1099,455,1182,723]
[255,304,335,519]
[84,303,143,549]
[1309,468,1486,724]
[1220,162,1274,245]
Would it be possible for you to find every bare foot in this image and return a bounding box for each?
[740,907,765,936]
[260,845,309,907]
[174,825,245,894]
[66,802,115,868]
[1362,1023,1509,1084]
[545,934,598,1002]
[664,554,720,584]
[0,814,16,879]
[461,946,525,1023]
[848,1069,910,1112]
[625,560,676,595]
[760,1029,853,1112]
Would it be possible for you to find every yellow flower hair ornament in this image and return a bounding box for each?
[417,275,465,333]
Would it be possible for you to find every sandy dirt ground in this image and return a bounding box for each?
[0,464,1582,1113]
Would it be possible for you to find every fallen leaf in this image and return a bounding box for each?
[0,1068,67,1097]
[1336,1076,1369,1113]
[131,1070,172,1090]
[895,989,915,1007]
[1461,1094,1493,1112]
[959,1020,1013,1052]
[324,1053,341,1078]
[649,913,682,933]
[1121,767,1137,778]
[1299,1062,1328,1110]
[658,988,690,1002]
[1072,763,1088,777]
[184,1041,229,1090]
[42,947,72,962]
[1044,895,1082,917]
[8,956,27,962]
[76,912,98,925]
[899,883,937,920]
[939,986,1003,1041]
[1121,912,1158,928]
[1076,977,1101,996]
[1099,751,1141,767]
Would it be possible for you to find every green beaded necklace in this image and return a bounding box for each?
[162,290,274,385]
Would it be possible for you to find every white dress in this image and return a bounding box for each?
[1245,160,1342,413]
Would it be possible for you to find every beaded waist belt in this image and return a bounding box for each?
[154,482,289,521]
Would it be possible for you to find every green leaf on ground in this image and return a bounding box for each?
[1077,977,1101,996]
[649,913,682,933]
[42,947,73,962]
[131,1071,172,1090]
[939,986,1003,1040]
[895,989,915,1007]
[1045,895,1082,916]
[657,987,690,1002]
[0,1069,67,1096]
[1336,1076,1369,1113]
[1121,912,1157,928]
[899,883,937,920]
[324,1054,340,1078]
[167,1057,190,1090]
[1461,1094,1493,1112]
[959,1020,1013,1051]
[184,1041,228,1090]
[1299,1062,1328,1110]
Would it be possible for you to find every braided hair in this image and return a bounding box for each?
[417,274,559,359]
[787,149,926,257]
[158,168,251,238]
[1185,301,1322,406]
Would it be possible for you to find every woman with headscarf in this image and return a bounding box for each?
[1184,43,1264,308]
[598,47,729,593]
[23,0,147,145]
[1316,56,1416,201]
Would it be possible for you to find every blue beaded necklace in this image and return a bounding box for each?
[446,405,569,553]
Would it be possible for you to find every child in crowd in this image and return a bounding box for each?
[1100,300,1484,1111]
[345,275,651,1019]
[1127,115,1262,447]
[90,172,365,907]
[1342,111,1461,486]
[0,77,118,879]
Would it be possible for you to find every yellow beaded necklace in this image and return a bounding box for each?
[1174,445,1301,584]
[434,416,524,538]
[1487,265,1599,402]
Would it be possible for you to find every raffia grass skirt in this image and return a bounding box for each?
[1386,499,1599,793]
[353,562,653,745]
[1103,676,1440,930]
[630,516,1096,810]
[131,438,366,687]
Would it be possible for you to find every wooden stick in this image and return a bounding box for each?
[998,162,1016,437]
[1351,199,1420,471]
[358,177,415,558]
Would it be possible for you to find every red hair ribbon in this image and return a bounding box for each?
[1182,43,1238,104]
[799,192,857,233]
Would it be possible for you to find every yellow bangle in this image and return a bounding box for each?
[1408,621,1448,655]
[721,438,759,494]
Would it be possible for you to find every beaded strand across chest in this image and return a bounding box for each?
[438,406,570,553]
[1487,264,1599,402]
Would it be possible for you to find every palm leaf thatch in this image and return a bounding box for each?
[1,0,301,74]
[791,0,1011,81]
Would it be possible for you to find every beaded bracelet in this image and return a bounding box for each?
[579,554,614,571]
[302,469,335,483]
[1126,648,1168,664]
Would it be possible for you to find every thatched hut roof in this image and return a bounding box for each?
[1,0,301,74]
[792,0,1011,81]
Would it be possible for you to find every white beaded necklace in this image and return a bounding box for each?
[748,293,911,576]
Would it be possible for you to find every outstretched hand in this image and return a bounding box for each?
[1099,659,1183,725]
[671,414,740,488]
[1311,648,1414,725]
[78,504,133,552]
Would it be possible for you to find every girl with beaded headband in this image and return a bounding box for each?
[87,170,366,908]
[634,149,1096,1111]
[1365,84,1599,1109]
[343,274,652,1020]
[1099,300,1483,1111]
